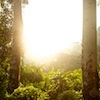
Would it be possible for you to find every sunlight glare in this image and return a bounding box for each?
[23,0,82,60]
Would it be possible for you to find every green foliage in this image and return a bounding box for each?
[0,1,12,99]
[0,0,12,63]
[43,68,82,100]
[43,69,69,99]
[6,85,49,100]
[20,65,44,85]
[65,69,82,91]
[5,66,82,100]
[0,59,10,99]
[0,2,12,93]
[57,90,82,100]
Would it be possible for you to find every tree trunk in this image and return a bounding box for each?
[82,0,99,100]
[8,0,23,93]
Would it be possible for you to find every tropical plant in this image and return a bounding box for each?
[6,85,49,100]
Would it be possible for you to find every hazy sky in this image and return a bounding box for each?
[23,0,83,43]
[22,0,100,59]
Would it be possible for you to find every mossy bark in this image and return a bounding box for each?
[8,0,23,93]
[82,0,99,100]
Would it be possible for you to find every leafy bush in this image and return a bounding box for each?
[19,66,83,100]
[44,69,69,100]
[20,65,44,85]
[0,1,12,99]
[0,59,9,99]
[1,63,83,100]
[57,90,82,100]
[6,85,49,100]
[42,68,82,100]
[0,67,8,99]
[65,69,82,91]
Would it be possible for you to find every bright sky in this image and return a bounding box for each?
[23,0,83,60]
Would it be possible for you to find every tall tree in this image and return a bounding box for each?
[8,0,23,93]
[82,0,99,99]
